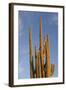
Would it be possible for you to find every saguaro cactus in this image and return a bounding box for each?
[29,28,33,78]
[29,17,55,78]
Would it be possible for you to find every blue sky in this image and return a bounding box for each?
[18,11,58,79]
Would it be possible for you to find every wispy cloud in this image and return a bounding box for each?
[19,16,26,37]
[50,14,58,25]
[18,62,25,79]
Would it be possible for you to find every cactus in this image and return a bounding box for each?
[29,17,55,78]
